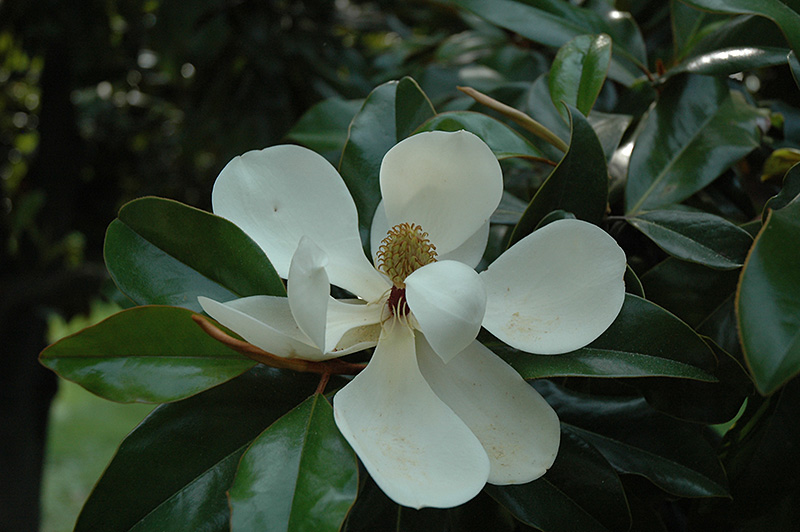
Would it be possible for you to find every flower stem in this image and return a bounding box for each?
[457,86,570,153]
[192,314,366,375]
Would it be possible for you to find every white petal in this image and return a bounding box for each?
[288,237,329,351]
[212,145,389,300]
[333,323,490,509]
[405,261,486,363]
[380,131,503,255]
[481,219,626,354]
[369,199,390,269]
[438,221,490,268]
[198,295,323,360]
[417,338,560,484]
[325,299,382,355]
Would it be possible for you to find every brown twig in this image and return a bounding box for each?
[458,86,570,153]
[192,314,366,375]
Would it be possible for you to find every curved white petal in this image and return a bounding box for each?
[380,131,503,255]
[417,338,560,484]
[333,322,490,509]
[405,261,486,363]
[198,295,325,360]
[438,221,490,268]
[212,145,389,300]
[288,237,329,351]
[325,299,382,355]
[369,199,391,270]
[480,219,626,354]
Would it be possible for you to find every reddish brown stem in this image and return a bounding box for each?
[192,314,366,375]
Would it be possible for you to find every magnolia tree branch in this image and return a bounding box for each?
[192,314,366,376]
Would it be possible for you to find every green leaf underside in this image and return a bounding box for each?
[229,395,358,532]
[625,75,761,214]
[40,306,255,403]
[538,381,729,498]
[416,111,546,160]
[509,104,608,244]
[105,197,284,312]
[487,426,630,532]
[74,368,322,531]
[738,198,800,394]
[626,210,753,269]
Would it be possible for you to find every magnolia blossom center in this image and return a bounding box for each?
[377,222,437,316]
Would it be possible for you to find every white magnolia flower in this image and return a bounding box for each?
[199,130,626,509]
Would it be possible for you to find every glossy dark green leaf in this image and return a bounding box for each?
[721,378,800,521]
[638,340,751,424]
[765,161,800,214]
[508,105,607,245]
[681,0,800,57]
[74,367,321,532]
[416,111,546,160]
[533,209,575,230]
[497,294,716,381]
[449,0,643,85]
[488,425,630,532]
[791,50,800,89]
[587,110,633,162]
[668,46,790,78]
[624,264,645,297]
[625,75,762,214]
[105,197,284,312]
[491,192,529,226]
[626,210,754,269]
[339,77,435,234]
[640,258,741,328]
[671,0,721,56]
[39,306,255,403]
[549,34,612,118]
[538,381,730,498]
[284,98,364,163]
[737,197,800,394]
[229,394,358,532]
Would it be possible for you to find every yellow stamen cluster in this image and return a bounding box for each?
[377,222,437,289]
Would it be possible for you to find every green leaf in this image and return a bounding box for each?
[640,258,740,327]
[229,394,358,532]
[284,98,364,163]
[549,34,612,118]
[587,110,633,162]
[737,197,800,394]
[105,197,284,312]
[449,0,644,85]
[487,426,630,532]
[415,111,546,160]
[338,77,435,235]
[74,367,321,532]
[625,75,762,214]
[681,0,800,58]
[538,381,730,498]
[668,46,790,78]
[765,161,800,214]
[496,294,717,381]
[39,306,255,403]
[791,50,800,90]
[626,210,754,269]
[508,105,608,245]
